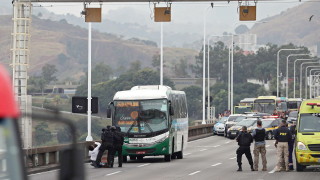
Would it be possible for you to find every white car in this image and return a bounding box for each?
[213,117,227,135]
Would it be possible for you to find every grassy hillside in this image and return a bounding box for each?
[250,1,320,48]
[0,15,197,81]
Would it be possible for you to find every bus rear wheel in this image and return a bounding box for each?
[177,138,184,159]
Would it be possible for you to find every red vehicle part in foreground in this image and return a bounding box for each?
[0,65,19,118]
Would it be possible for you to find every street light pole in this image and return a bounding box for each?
[231,21,267,112]
[309,69,320,98]
[207,34,233,120]
[305,66,320,99]
[277,48,301,97]
[286,54,310,98]
[202,5,213,125]
[294,59,313,98]
[300,61,317,98]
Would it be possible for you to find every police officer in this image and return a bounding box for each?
[113,126,124,167]
[288,121,296,170]
[236,126,254,172]
[95,125,115,168]
[252,120,267,171]
[274,120,292,172]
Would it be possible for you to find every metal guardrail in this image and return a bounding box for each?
[24,124,214,171]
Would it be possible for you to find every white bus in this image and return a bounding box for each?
[107,85,188,162]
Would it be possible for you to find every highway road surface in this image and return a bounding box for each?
[29,136,320,180]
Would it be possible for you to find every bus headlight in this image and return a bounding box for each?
[154,133,169,144]
[297,142,308,151]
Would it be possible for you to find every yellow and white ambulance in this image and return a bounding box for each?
[295,99,320,171]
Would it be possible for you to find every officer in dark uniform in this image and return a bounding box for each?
[113,126,124,167]
[274,120,292,172]
[236,126,254,172]
[288,121,296,170]
[95,125,115,168]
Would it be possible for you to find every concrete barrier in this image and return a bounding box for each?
[25,124,214,173]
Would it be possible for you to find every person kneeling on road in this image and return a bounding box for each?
[236,126,254,172]
[88,142,101,166]
[252,120,267,171]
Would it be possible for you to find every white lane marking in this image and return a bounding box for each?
[184,153,191,156]
[28,170,59,176]
[213,145,221,148]
[229,157,236,160]
[105,171,121,176]
[225,141,231,144]
[211,163,222,167]
[268,167,277,174]
[197,146,219,148]
[200,149,207,152]
[137,163,150,168]
[189,171,201,176]
[188,136,214,144]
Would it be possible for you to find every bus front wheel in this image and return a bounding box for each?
[164,154,171,162]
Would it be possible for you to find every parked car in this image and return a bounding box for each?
[249,118,281,140]
[287,111,298,126]
[213,117,227,135]
[227,118,258,139]
[224,114,246,137]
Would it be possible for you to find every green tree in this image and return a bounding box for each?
[181,86,202,120]
[174,59,190,78]
[91,62,113,84]
[41,64,58,84]
[34,122,52,146]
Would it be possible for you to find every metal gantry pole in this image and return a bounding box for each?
[286,54,310,98]
[207,37,210,121]
[86,22,93,141]
[231,35,234,114]
[160,22,163,85]
[228,45,231,111]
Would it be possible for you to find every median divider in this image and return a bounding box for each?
[26,123,214,174]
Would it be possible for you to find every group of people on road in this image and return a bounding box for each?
[236,119,296,172]
[88,125,124,168]
[219,110,231,118]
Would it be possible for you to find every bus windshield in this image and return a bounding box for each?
[253,99,276,114]
[288,101,300,109]
[114,99,168,134]
[299,114,320,132]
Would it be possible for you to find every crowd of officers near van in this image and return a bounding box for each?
[88,126,124,168]
[236,119,296,172]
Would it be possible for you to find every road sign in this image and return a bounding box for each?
[72,96,98,113]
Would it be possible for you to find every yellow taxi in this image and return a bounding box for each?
[295,99,320,171]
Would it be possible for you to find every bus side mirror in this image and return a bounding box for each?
[106,102,113,118]
[107,107,111,118]
[169,105,174,116]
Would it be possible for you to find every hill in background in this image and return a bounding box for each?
[250,1,320,54]
[0,15,197,81]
